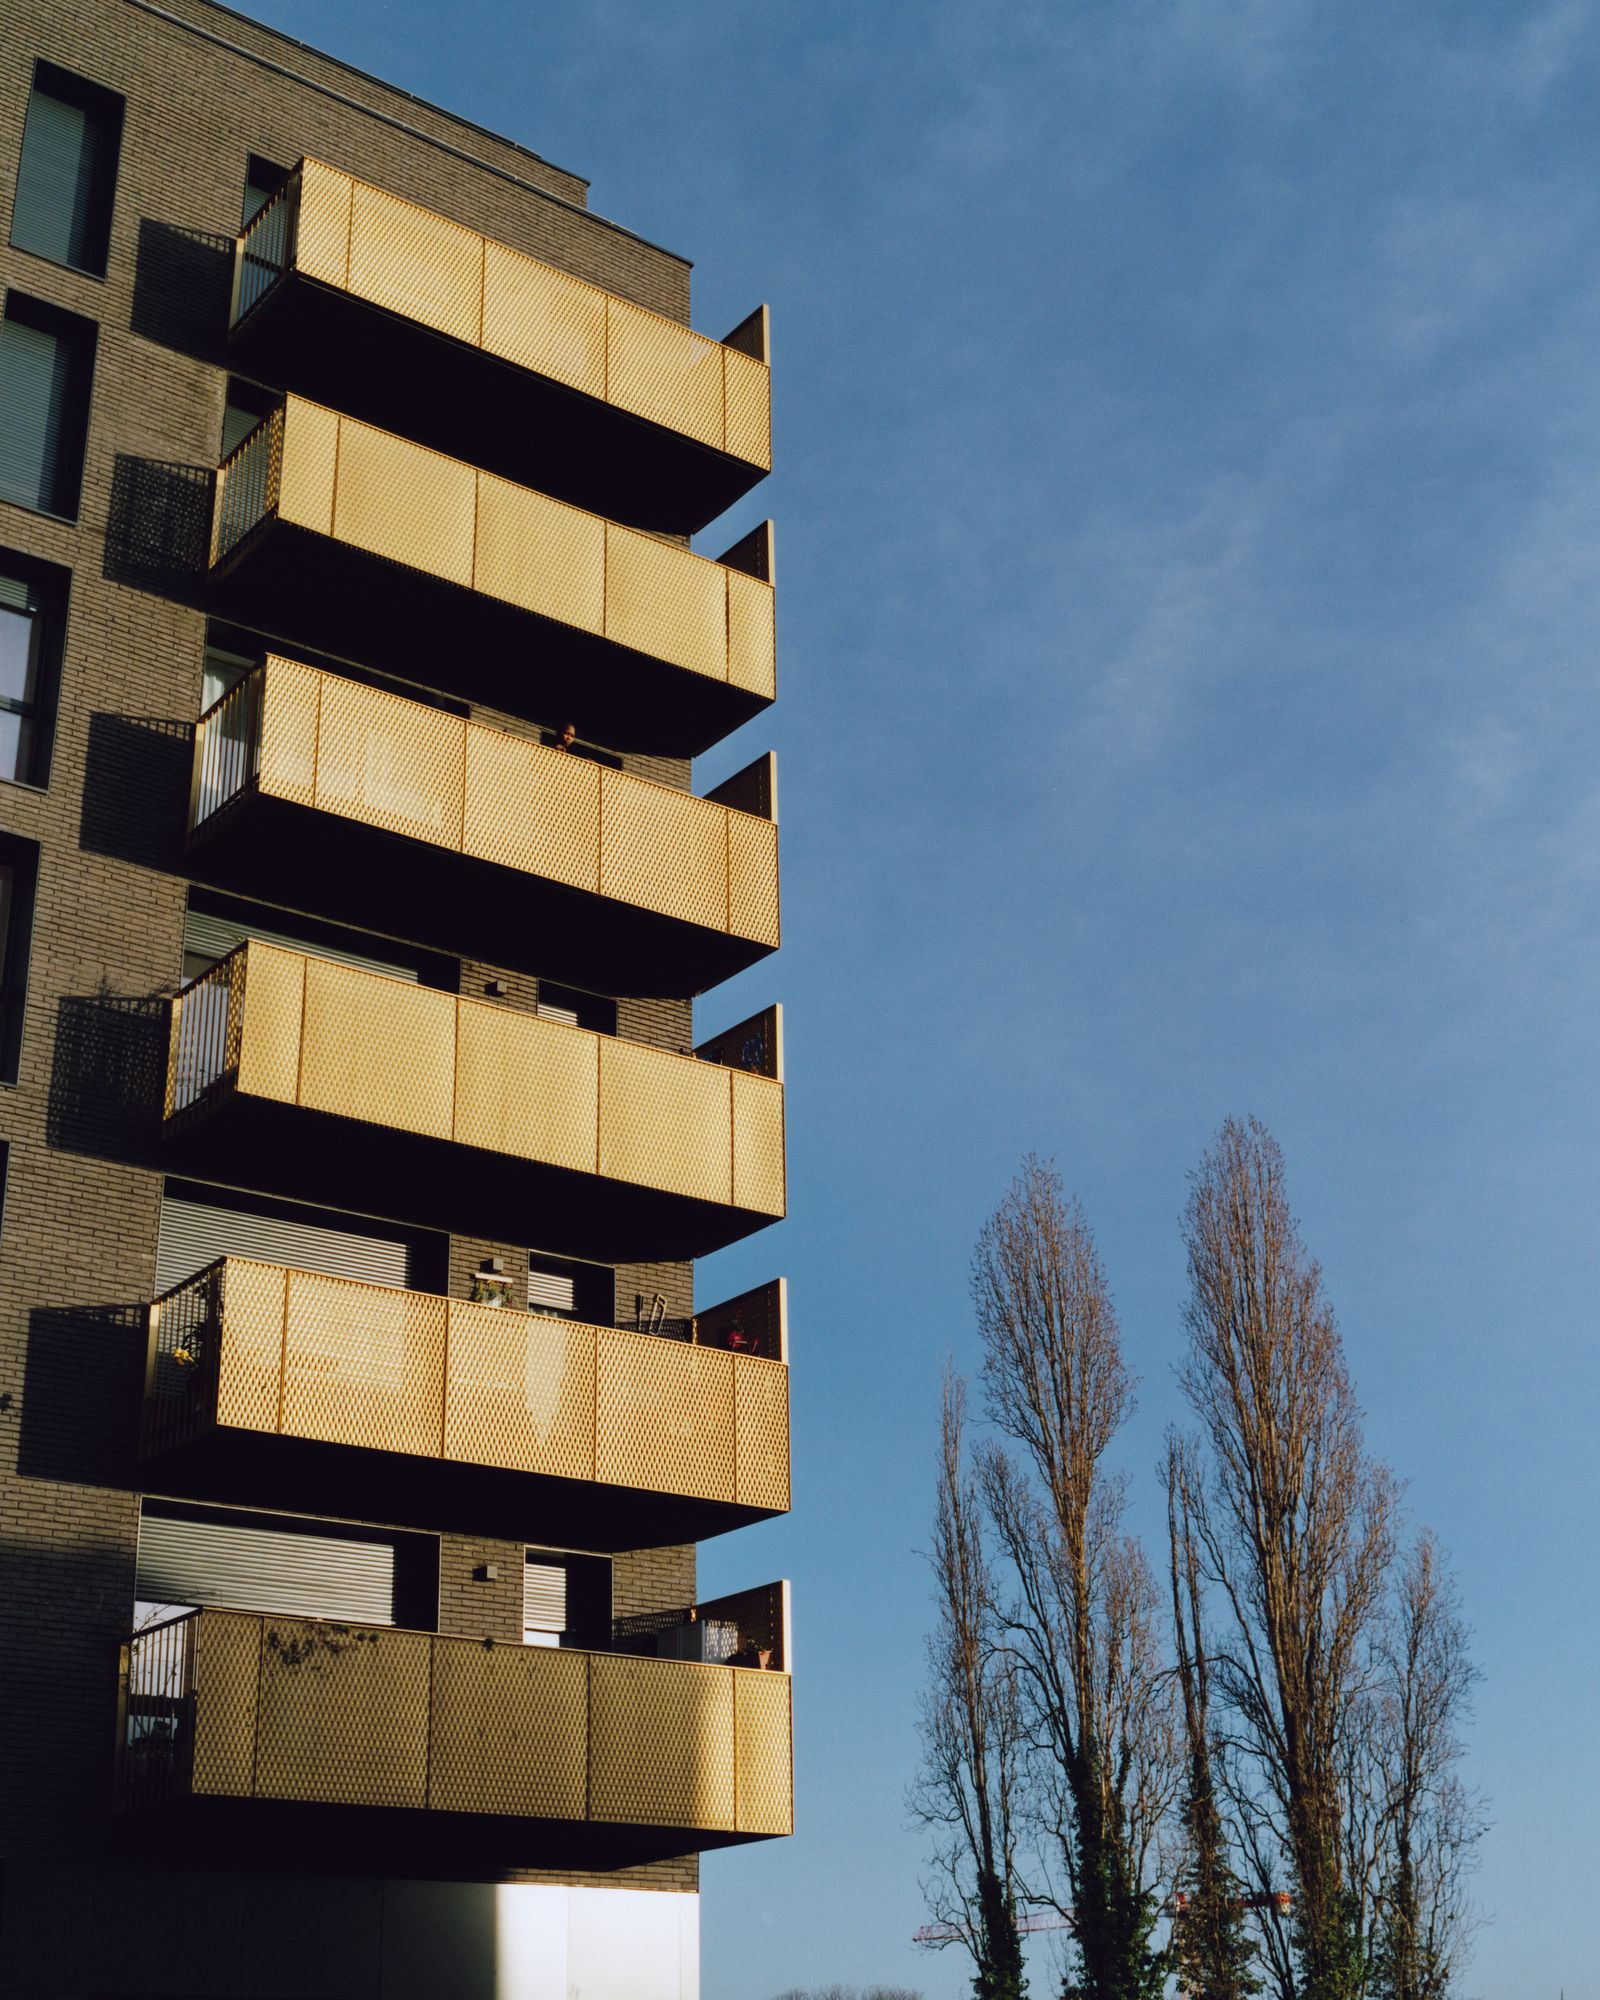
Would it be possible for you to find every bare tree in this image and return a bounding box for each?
[1165,1431,1261,2000]
[1365,1531,1485,2000]
[911,1369,1029,2000]
[973,1157,1169,2000]
[1179,1117,1396,2000]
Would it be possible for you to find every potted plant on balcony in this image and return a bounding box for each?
[469,1258,514,1309]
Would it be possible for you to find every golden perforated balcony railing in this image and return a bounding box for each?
[164,942,785,1260]
[143,1259,790,1546]
[229,158,771,534]
[189,657,779,997]
[208,401,775,757]
[117,1605,793,1858]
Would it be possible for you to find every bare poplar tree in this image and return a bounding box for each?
[1164,1432,1260,2000]
[973,1157,1168,2000]
[1365,1531,1484,2000]
[911,1369,1028,2000]
[1179,1117,1396,2000]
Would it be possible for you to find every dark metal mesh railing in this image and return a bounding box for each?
[165,946,246,1118]
[696,1278,784,1360]
[191,668,265,830]
[211,410,283,567]
[614,1580,787,1671]
[119,1612,199,1809]
[232,172,300,325]
[143,1261,225,1459]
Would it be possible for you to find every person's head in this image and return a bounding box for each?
[558,720,577,749]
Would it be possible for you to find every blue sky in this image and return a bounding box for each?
[241,3,1600,1992]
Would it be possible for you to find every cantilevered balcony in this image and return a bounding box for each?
[163,942,785,1260]
[117,1591,793,1866]
[143,1259,790,1546]
[189,657,779,996]
[229,159,771,535]
[208,400,775,756]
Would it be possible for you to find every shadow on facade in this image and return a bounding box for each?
[0,1533,137,1856]
[79,713,193,872]
[129,216,234,365]
[103,455,214,598]
[17,1303,147,1489]
[47,989,172,1165]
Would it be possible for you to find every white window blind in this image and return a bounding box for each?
[155,1192,411,1294]
[524,1557,568,1643]
[137,1510,396,1626]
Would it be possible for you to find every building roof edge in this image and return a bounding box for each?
[121,0,695,270]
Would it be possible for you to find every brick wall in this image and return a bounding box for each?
[0,0,748,1913]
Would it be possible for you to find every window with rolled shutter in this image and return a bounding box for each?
[136,1506,397,1626]
[181,907,421,984]
[524,1555,568,1646]
[155,1189,413,1295]
[0,295,96,521]
[10,63,125,278]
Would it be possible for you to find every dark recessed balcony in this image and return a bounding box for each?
[162,942,785,1261]
[208,401,775,758]
[143,1259,790,1548]
[188,657,779,998]
[229,158,771,536]
[117,1587,793,1867]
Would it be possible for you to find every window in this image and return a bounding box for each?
[0,293,96,520]
[535,981,616,1036]
[220,377,277,459]
[0,551,67,788]
[524,1549,611,1649]
[0,836,39,1085]
[10,62,125,278]
[527,1250,613,1325]
[242,155,290,227]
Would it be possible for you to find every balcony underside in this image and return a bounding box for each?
[111,1790,777,1872]
[140,1423,777,1551]
[230,277,768,538]
[189,792,774,999]
[166,1094,777,1263]
[208,521,770,760]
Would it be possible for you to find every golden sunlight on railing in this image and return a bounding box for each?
[210,400,776,703]
[232,158,771,471]
[118,1608,793,1837]
[144,1258,790,1515]
[164,943,786,1221]
[190,659,779,953]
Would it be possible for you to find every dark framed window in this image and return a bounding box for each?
[527,1249,614,1325]
[0,836,40,1085]
[220,376,278,459]
[10,61,125,279]
[0,550,68,789]
[535,980,617,1036]
[242,155,291,227]
[0,293,96,521]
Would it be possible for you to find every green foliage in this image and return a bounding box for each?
[1169,1767,1260,2000]
[973,1865,1028,2000]
[1068,1755,1164,2000]
[1293,1887,1366,2000]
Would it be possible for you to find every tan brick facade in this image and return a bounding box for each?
[0,0,781,1943]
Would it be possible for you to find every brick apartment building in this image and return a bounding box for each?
[0,4,790,1993]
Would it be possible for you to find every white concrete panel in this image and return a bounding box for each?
[678,1895,700,2000]
[494,1884,568,1998]
[567,1888,698,2000]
